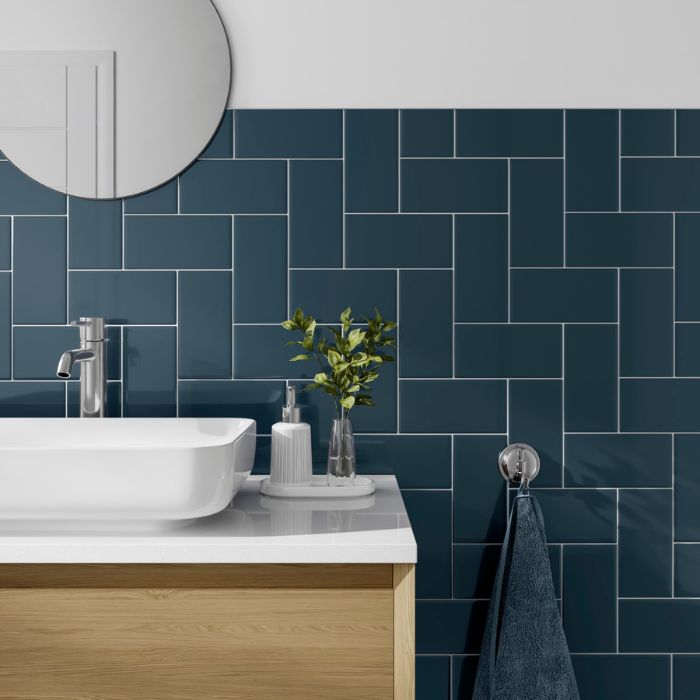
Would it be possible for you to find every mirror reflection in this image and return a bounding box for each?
[0,0,231,199]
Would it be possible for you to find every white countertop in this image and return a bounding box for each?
[0,476,417,564]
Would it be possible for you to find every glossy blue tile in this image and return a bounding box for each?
[565,325,618,432]
[0,382,65,417]
[125,216,231,269]
[622,159,700,211]
[0,218,10,269]
[400,270,452,377]
[68,198,122,269]
[401,110,453,157]
[235,110,342,158]
[620,600,700,652]
[416,600,488,654]
[69,272,175,325]
[179,272,231,379]
[289,160,343,268]
[536,489,617,543]
[451,657,480,700]
[676,215,700,320]
[234,216,287,323]
[453,545,564,600]
[455,324,561,378]
[402,490,451,598]
[620,269,673,376]
[509,380,563,487]
[619,489,672,597]
[401,159,507,213]
[346,215,452,268]
[456,110,563,156]
[674,435,700,541]
[511,269,617,322]
[676,545,700,596]
[0,161,65,215]
[400,380,506,434]
[123,180,177,214]
[14,326,120,381]
[572,655,670,700]
[453,544,501,598]
[345,110,398,213]
[353,435,451,488]
[565,434,672,487]
[180,160,287,214]
[289,269,396,324]
[566,110,619,211]
[0,274,10,379]
[123,327,176,417]
[676,110,700,156]
[621,379,700,432]
[200,110,233,158]
[676,324,700,376]
[673,655,700,700]
[416,656,450,700]
[234,325,315,380]
[67,380,121,418]
[621,110,675,156]
[178,380,285,433]
[510,159,563,266]
[453,435,507,543]
[14,217,66,324]
[566,213,673,267]
[563,545,617,652]
[454,215,508,322]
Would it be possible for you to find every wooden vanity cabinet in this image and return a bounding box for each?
[0,563,414,700]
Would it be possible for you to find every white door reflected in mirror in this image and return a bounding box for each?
[0,0,231,200]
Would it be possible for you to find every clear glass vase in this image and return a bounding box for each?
[327,411,356,486]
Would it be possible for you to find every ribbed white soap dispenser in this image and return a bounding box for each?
[269,385,313,486]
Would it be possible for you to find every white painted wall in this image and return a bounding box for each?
[218,0,700,108]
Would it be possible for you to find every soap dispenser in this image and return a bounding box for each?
[269,385,313,487]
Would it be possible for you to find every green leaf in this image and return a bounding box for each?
[301,335,314,351]
[355,394,376,407]
[314,372,329,384]
[289,354,311,362]
[281,320,296,331]
[327,349,343,367]
[374,308,383,324]
[293,308,304,326]
[340,307,353,333]
[347,328,366,352]
[382,321,397,331]
[340,395,356,410]
[347,384,361,393]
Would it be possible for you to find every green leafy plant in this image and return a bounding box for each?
[282,307,396,414]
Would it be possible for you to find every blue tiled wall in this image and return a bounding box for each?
[3,109,700,698]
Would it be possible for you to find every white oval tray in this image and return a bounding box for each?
[260,475,375,499]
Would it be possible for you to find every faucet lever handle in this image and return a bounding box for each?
[70,317,105,342]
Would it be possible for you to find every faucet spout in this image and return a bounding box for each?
[56,317,106,417]
[56,349,95,379]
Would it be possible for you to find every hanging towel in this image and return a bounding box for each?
[472,491,580,700]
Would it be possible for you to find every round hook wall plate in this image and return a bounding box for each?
[498,443,540,484]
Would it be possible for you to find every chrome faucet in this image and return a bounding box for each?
[56,317,107,418]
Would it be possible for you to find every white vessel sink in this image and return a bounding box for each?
[0,418,256,529]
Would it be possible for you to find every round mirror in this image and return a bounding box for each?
[0,0,231,199]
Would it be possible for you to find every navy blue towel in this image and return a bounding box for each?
[472,493,580,700]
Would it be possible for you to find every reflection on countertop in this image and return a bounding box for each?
[0,475,416,564]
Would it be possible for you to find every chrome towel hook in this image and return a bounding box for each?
[498,443,540,492]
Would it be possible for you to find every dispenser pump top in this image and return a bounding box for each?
[282,385,302,423]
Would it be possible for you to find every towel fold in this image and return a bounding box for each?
[472,493,580,700]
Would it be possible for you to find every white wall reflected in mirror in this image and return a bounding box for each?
[0,0,231,200]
